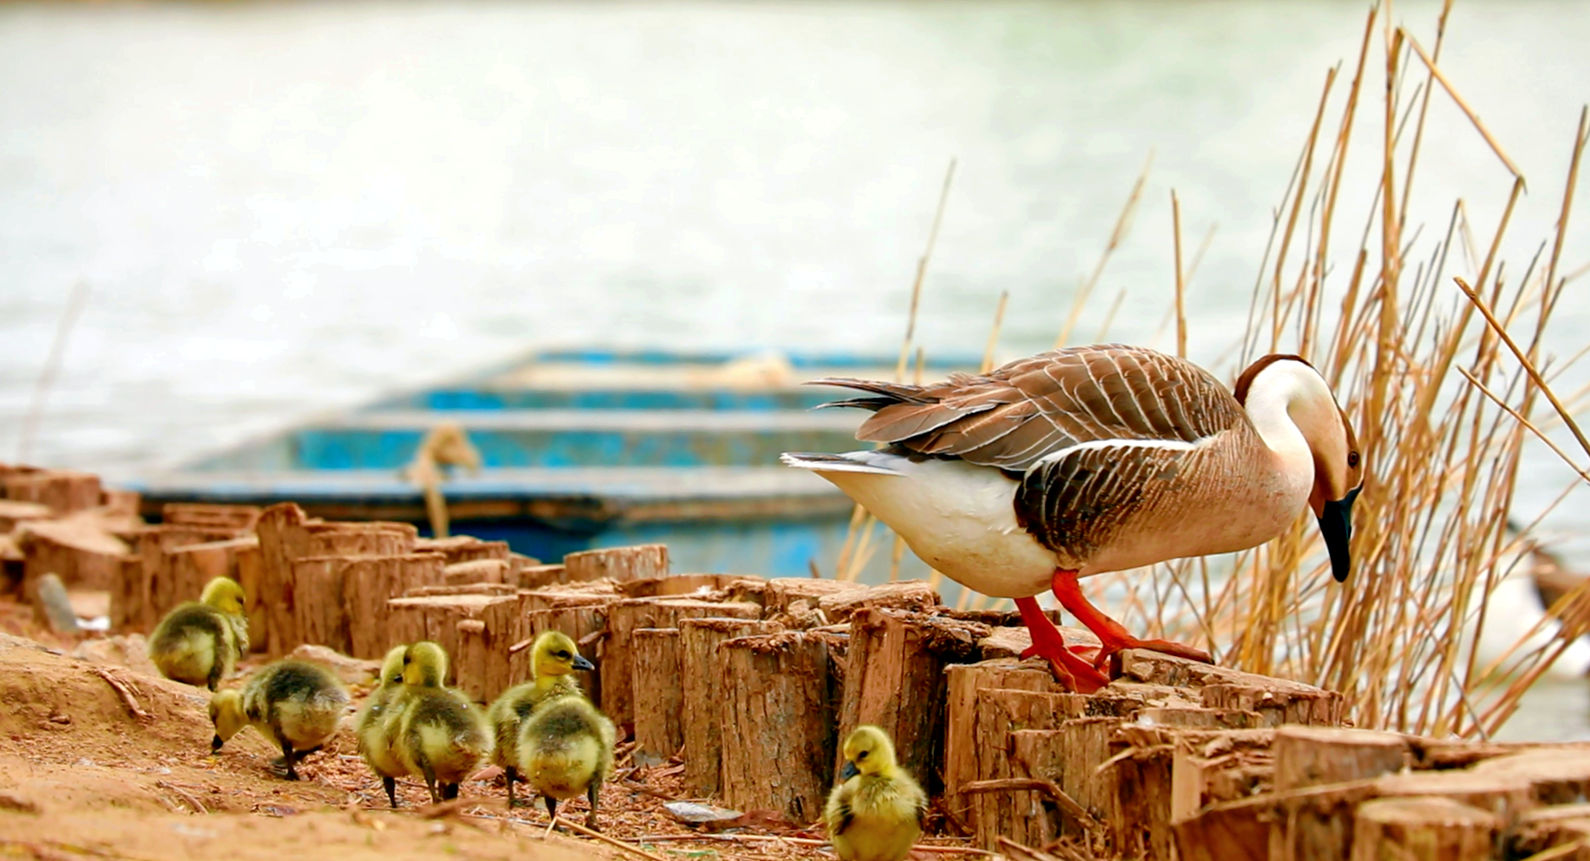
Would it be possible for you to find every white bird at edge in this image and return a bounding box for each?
[781,343,1365,693]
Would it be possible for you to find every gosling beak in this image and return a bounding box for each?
[840,761,859,781]
[1317,486,1360,583]
[572,655,596,672]
[211,734,224,753]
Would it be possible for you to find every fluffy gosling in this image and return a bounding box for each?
[517,690,615,830]
[148,576,249,691]
[394,641,490,804]
[209,659,349,781]
[487,631,595,808]
[825,726,927,861]
[355,644,409,807]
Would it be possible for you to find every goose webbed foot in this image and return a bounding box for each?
[1014,596,1110,694]
[1050,569,1214,671]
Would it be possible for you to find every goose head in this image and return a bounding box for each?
[401,640,449,687]
[839,724,900,781]
[1236,354,1365,582]
[530,630,596,680]
[199,576,247,616]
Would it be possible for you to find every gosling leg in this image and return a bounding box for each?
[421,763,441,804]
[382,775,398,809]
[505,765,519,808]
[206,660,222,693]
[441,782,460,801]
[543,796,562,832]
[585,779,601,831]
[279,739,300,781]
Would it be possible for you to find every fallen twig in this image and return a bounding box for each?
[958,778,1102,835]
[550,815,670,861]
[91,667,149,721]
[153,780,207,815]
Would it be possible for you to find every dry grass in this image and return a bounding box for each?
[833,1,1590,738]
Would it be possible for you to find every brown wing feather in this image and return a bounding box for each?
[817,345,1246,472]
[1014,440,1189,560]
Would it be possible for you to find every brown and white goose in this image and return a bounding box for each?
[781,344,1364,693]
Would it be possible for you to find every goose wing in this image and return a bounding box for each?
[814,344,1246,471]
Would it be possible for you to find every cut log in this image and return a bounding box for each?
[1372,770,1536,828]
[602,597,761,730]
[17,519,130,601]
[1007,722,1118,851]
[680,616,781,798]
[415,535,512,564]
[817,581,941,623]
[762,577,857,617]
[163,537,257,629]
[1348,797,1498,861]
[717,630,841,822]
[1119,650,1345,726]
[0,500,52,532]
[98,488,142,521]
[443,558,509,585]
[1171,729,1280,822]
[1469,748,1590,806]
[2,470,101,515]
[161,503,261,532]
[620,573,756,599]
[118,524,240,632]
[386,591,526,702]
[510,563,566,590]
[255,504,415,655]
[1509,804,1590,860]
[1173,793,1277,861]
[1269,726,1412,859]
[942,659,1071,847]
[631,627,683,767]
[837,608,988,795]
[564,543,668,583]
[236,542,265,651]
[344,553,447,659]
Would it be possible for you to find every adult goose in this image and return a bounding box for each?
[781,344,1364,692]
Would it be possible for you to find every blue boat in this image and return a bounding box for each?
[128,347,978,578]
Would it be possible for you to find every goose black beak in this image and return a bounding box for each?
[211,734,224,753]
[840,761,860,781]
[1317,486,1360,583]
[573,654,596,672]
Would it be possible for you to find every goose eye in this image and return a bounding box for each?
[1347,451,1360,468]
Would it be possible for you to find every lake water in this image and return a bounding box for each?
[2,0,1589,738]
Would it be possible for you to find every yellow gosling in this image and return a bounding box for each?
[486,631,595,808]
[825,726,926,861]
[394,641,490,804]
[148,576,249,691]
[354,644,409,807]
[209,659,349,781]
[517,690,615,830]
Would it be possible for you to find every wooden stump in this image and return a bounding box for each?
[817,581,941,624]
[164,537,256,625]
[443,558,509,585]
[511,563,567,590]
[1269,726,1412,860]
[837,608,987,795]
[1349,797,1498,861]
[762,577,857,616]
[718,630,841,823]
[620,573,755,599]
[0,500,52,532]
[345,553,448,659]
[255,504,415,655]
[1510,804,1590,860]
[415,535,512,564]
[118,524,240,632]
[2,470,101,514]
[680,617,780,797]
[564,543,668,582]
[161,503,260,531]
[631,627,683,767]
[1119,651,1345,726]
[17,519,130,599]
[387,591,526,701]
[236,542,265,650]
[602,597,760,731]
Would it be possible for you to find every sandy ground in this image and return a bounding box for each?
[0,600,982,861]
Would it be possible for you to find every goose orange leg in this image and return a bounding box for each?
[1050,569,1213,671]
[1014,596,1110,694]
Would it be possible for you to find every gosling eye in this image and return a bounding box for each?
[1347,451,1360,468]
[856,750,868,760]
[554,650,571,660]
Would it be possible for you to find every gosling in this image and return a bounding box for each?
[487,630,595,808]
[825,725,927,861]
[355,644,409,807]
[148,576,249,691]
[394,641,490,804]
[209,659,349,781]
[517,690,615,830]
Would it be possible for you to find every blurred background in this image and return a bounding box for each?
[3,0,1590,736]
